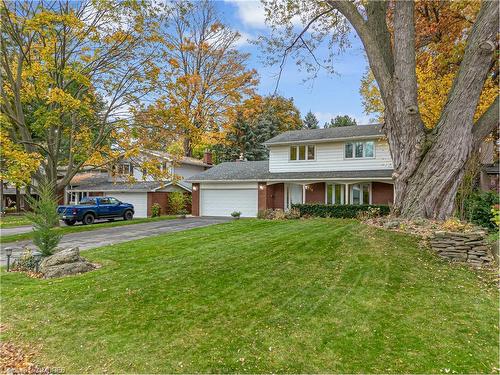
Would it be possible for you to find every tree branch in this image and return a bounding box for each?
[392,0,421,123]
[365,0,393,75]
[437,0,499,135]
[327,0,392,97]
[273,7,335,94]
[472,95,499,150]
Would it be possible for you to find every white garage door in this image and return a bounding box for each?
[201,189,258,217]
[106,192,148,218]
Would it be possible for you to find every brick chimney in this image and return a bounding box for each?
[203,150,213,165]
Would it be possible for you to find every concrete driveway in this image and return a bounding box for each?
[0,217,231,265]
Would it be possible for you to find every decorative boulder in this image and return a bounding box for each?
[40,247,95,278]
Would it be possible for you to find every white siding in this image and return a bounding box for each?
[131,163,205,182]
[173,164,206,180]
[269,139,393,172]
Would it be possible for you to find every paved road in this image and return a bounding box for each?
[1,225,34,236]
[0,217,231,265]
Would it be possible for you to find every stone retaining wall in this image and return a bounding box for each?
[429,231,493,267]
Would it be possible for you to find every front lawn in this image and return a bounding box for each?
[0,214,31,228]
[1,215,177,243]
[1,219,498,373]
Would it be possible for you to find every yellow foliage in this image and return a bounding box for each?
[360,0,497,128]
[0,117,41,186]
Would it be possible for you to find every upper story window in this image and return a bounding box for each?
[344,141,375,159]
[113,163,133,176]
[290,145,315,161]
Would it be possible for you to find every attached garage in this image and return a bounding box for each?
[200,183,258,217]
[106,192,148,218]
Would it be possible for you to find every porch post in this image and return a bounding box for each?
[345,183,349,204]
[258,182,267,212]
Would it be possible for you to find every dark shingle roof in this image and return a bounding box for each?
[68,172,191,192]
[264,124,384,145]
[188,161,270,181]
[483,163,499,174]
[187,161,393,182]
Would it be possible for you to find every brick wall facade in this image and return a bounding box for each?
[266,183,285,210]
[305,183,325,204]
[147,192,169,217]
[371,182,394,205]
[191,183,200,216]
[258,182,268,211]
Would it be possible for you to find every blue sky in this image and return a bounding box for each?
[217,0,373,125]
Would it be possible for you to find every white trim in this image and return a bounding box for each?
[189,177,393,183]
[343,140,376,160]
[325,183,346,205]
[264,134,385,146]
[289,144,316,162]
[349,182,372,205]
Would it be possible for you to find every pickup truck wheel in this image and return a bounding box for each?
[83,213,95,225]
[123,210,133,221]
[64,219,76,226]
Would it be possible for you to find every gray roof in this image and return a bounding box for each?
[483,163,499,174]
[187,161,393,182]
[68,172,191,192]
[264,124,384,145]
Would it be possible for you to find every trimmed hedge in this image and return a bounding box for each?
[291,203,390,218]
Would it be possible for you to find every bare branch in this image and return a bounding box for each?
[273,7,335,94]
[327,0,392,97]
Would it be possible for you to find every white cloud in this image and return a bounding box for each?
[233,31,254,47]
[225,0,301,29]
[225,0,267,29]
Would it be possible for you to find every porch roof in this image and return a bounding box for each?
[187,160,393,183]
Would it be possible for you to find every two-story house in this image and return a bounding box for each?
[187,125,394,217]
[65,150,212,217]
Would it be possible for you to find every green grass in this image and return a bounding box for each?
[0,214,31,228]
[1,219,498,373]
[1,215,177,243]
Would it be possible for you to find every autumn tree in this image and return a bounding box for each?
[214,94,302,162]
[0,115,40,212]
[324,115,357,128]
[0,0,161,192]
[303,110,319,129]
[359,1,498,128]
[215,111,256,162]
[261,0,498,219]
[144,0,258,157]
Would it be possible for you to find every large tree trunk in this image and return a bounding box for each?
[330,0,498,219]
[390,0,498,219]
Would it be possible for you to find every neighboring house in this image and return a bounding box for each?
[65,151,212,217]
[479,140,499,193]
[188,125,395,217]
[0,184,37,212]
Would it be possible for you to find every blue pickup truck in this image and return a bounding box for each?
[57,196,134,226]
